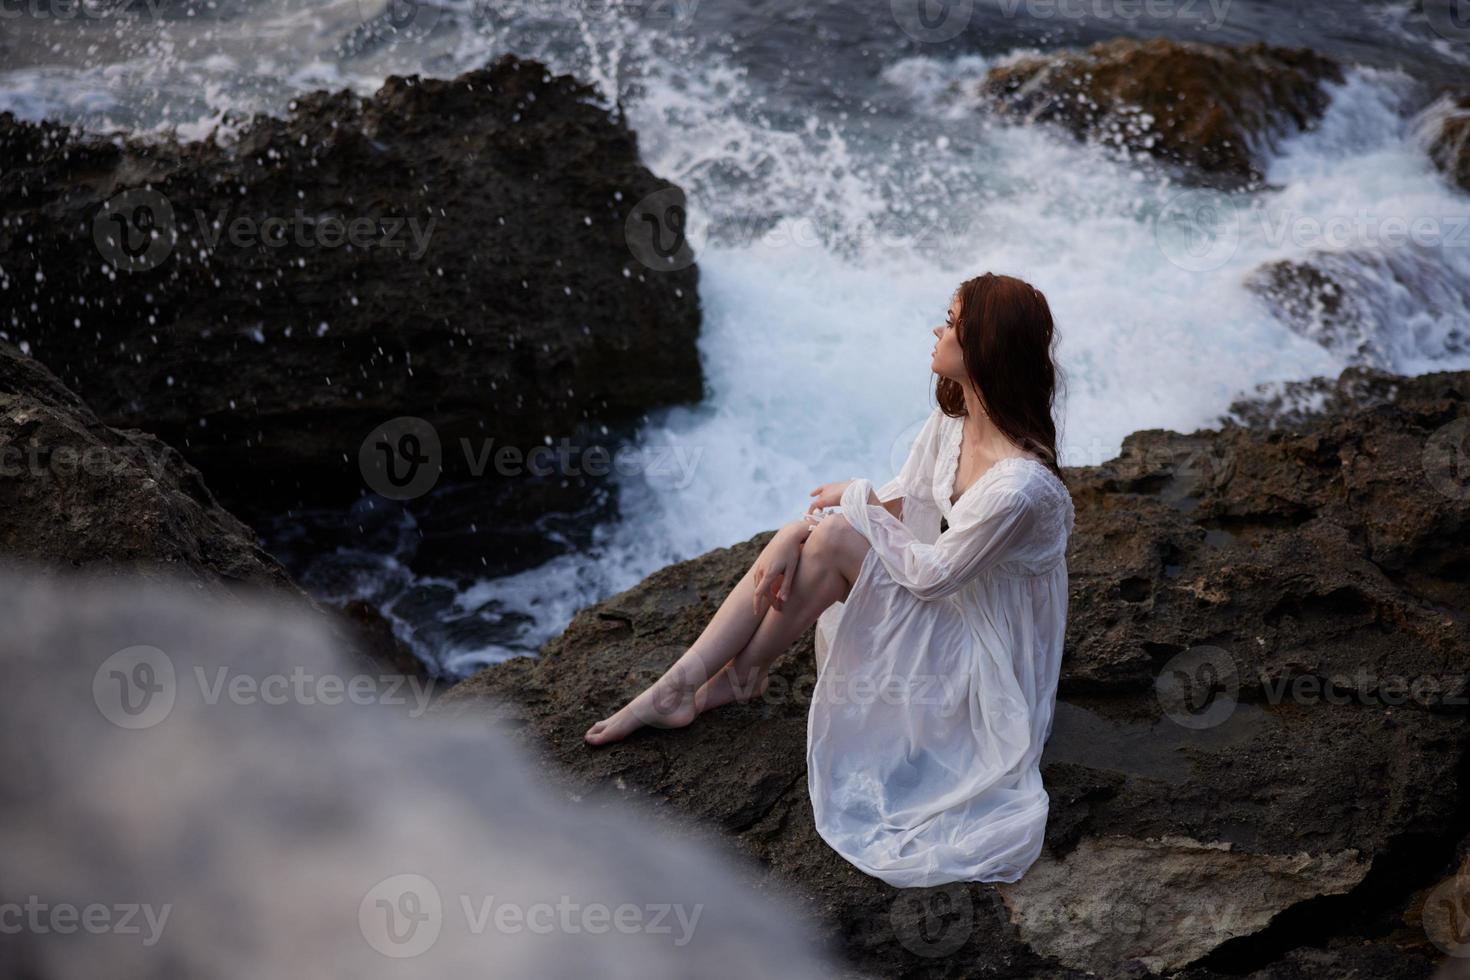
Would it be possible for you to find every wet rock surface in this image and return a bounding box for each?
[0,339,423,676]
[0,54,702,512]
[0,339,294,591]
[1244,250,1470,370]
[439,365,1470,977]
[977,39,1343,186]
[1413,93,1470,194]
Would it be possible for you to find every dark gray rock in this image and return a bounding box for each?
[0,339,292,590]
[0,54,702,512]
[0,339,427,678]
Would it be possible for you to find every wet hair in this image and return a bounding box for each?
[935,272,1065,485]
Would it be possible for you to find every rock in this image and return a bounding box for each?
[1219,366,1410,431]
[1412,92,1470,193]
[332,597,434,683]
[0,340,292,591]
[0,339,424,675]
[0,570,834,978]
[997,835,1367,974]
[977,39,1343,186]
[1244,250,1470,370]
[439,365,1470,977]
[0,54,702,511]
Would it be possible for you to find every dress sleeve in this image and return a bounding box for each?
[839,476,1035,601]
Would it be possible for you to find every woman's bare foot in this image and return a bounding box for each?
[584,664,704,746]
[693,663,771,715]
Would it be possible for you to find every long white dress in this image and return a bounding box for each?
[808,406,1075,888]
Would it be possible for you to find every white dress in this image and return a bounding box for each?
[808,406,1075,888]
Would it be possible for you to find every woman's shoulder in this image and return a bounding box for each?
[983,458,1075,532]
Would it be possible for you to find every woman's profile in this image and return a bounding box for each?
[585,272,1075,888]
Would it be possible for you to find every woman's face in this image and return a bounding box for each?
[930,295,965,382]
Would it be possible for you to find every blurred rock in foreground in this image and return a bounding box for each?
[0,570,834,979]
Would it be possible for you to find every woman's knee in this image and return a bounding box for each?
[802,514,844,559]
[805,514,867,568]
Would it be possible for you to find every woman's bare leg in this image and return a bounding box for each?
[583,556,778,745]
[585,516,870,745]
[694,517,868,713]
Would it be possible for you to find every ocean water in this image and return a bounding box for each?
[4,0,1468,675]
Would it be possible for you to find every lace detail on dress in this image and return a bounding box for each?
[935,413,1076,548]
[1017,459,1076,555]
[932,413,1075,574]
[933,412,964,509]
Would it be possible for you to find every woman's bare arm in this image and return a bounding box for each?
[866,484,903,521]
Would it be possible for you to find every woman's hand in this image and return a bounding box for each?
[807,480,854,515]
[752,519,816,617]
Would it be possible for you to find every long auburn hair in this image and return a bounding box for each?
[935,273,1065,486]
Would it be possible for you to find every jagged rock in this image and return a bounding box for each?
[333,597,433,683]
[997,835,1367,974]
[1220,366,1411,431]
[0,339,292,590]
[1244,250,1470,371]
[977,39,1343,186]
[0,339,423,675]
[1412,93,1470,193]
[0,55,702,511]
[439,366,1470,977]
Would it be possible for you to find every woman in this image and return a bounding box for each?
[585,272,1075,888]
